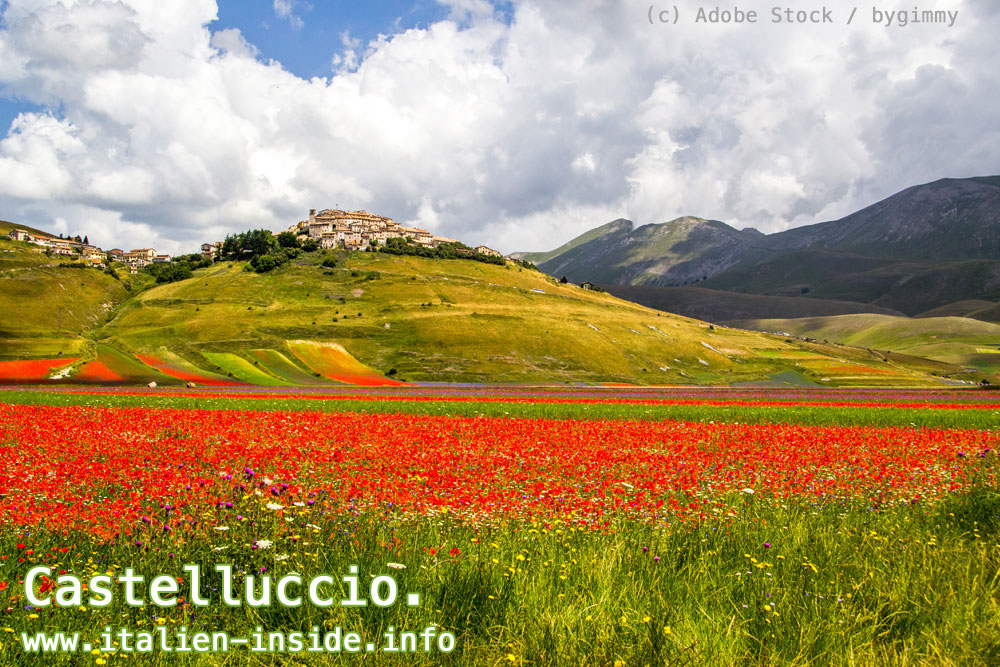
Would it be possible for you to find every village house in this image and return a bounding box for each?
[303,208,458,251]
[399,226,434,246]
[124,248,157,269]
[200,242,221,261]
[49,242,76,256]
[475,245,502,258]
[107,249,125,263]
[8,228,59,248]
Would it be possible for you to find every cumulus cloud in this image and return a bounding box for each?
[0,0,997,255]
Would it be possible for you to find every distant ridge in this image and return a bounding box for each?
[519,176,1000,317]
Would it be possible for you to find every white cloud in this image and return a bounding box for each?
[0,0,996,256]
[273,0,307,30]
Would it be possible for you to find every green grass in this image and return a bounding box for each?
[94,251,977,386]
[0,237,144,360]
[1,387,998,664]
[738,314,1000,380]
[2,390,998,430]
[0,239,985,386]
[247,348,335,385]
[2,486,998,665]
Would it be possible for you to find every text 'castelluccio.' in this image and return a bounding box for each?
[23,564,419,610]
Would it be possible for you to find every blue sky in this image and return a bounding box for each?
[0,1,462,131]
[213,1,450,79]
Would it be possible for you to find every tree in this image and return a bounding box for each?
[244,229,276,257]
[277,231,301,249]
[83,235,89,245]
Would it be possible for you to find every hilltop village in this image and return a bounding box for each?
[6,208,506,271]
[7,228,168,272]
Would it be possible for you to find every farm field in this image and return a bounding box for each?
[0,387,998,665]
[737,313,1000,381]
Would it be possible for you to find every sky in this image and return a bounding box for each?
[0,0,996,255]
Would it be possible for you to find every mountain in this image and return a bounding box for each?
[0,231,977,386]
[527,216,770,287]
[523,176,1000,317]
[767,177,1000,259]
[511,219,633,265]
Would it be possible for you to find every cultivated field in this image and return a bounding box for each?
[0,386,998,665]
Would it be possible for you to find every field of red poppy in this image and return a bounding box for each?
[0,387,998,665]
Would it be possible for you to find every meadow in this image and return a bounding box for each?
[0,387,998,665]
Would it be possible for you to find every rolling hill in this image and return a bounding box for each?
[916,300,1000,323]
[734,314,1000,380]
[0,232,978,386]
[522,176,1000,317]
[0,236,144,361]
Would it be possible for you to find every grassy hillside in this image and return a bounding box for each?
[917,300,1000,323]
[0,236,982,386]
[0,235,143,360]
[735,314,1000,380]
[91,250,974,386]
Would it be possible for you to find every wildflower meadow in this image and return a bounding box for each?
[0,387,998,665]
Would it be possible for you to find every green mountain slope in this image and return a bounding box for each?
[768,177,1000,259]
[533,217,769,287]
[511,219,633,265]
[520,176,1000,317]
